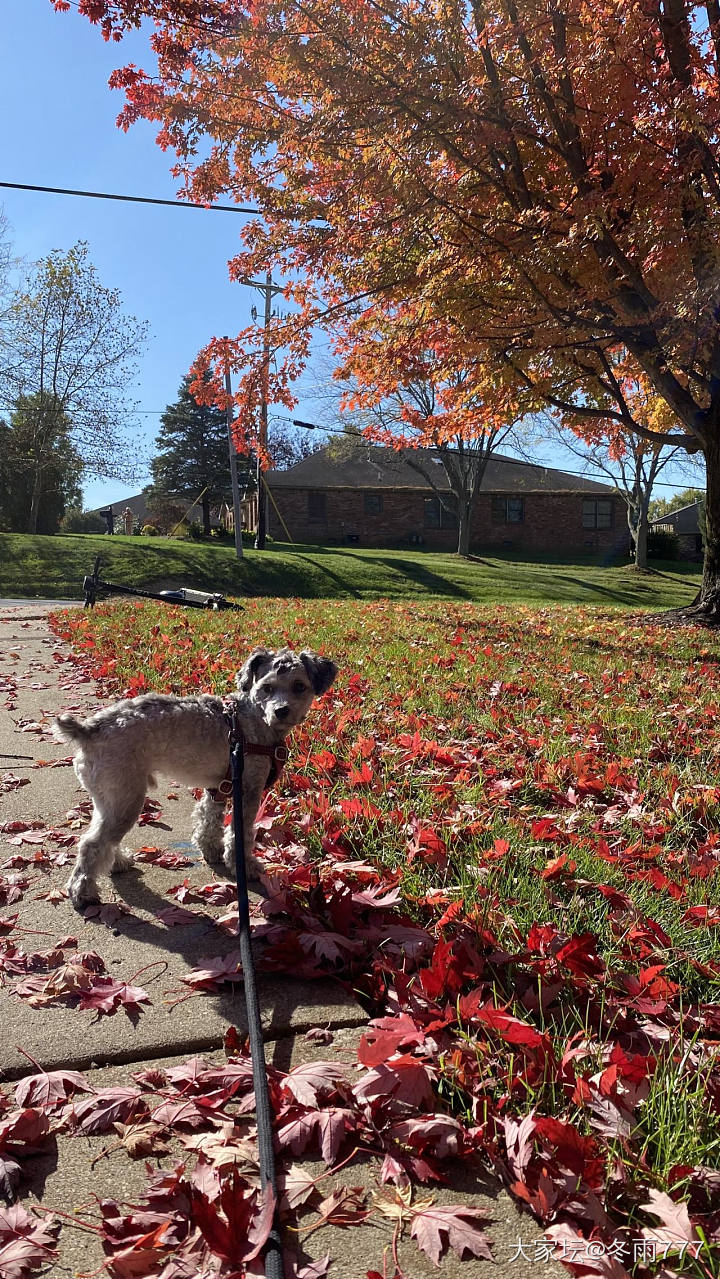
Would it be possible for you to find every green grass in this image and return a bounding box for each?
[0,531,703,609]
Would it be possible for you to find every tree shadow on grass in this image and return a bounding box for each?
[328,550,472,599]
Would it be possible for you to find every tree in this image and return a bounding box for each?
[0,394,82,533]
[649,486,706,523]
[327,335,519,555]
[61,0,720,615]
[544,425,686,571]
[1,241,147,530]
[540,370,704,569]
[269,420,324,471]
[148,373,235,535]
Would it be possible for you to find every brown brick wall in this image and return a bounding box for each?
[267,487,629,555]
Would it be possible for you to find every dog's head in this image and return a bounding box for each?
[236,646,338,732]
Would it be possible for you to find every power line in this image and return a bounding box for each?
[0,400,702,490]
[0,180,258,215]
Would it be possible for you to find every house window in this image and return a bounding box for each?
[308,491,326,522]
[424,496,458,529]
[492,495,524,524]
[582,498,613,530]
[364,493,383,515]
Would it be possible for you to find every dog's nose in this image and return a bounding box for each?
[274,704,290,720]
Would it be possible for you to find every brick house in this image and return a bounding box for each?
[265,446,629,555]
[650,501,704,561]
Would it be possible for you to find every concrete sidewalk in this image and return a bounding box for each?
[0,604,562,1278]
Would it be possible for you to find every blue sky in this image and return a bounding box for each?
[1,0,331,510]
[0,0,704,512]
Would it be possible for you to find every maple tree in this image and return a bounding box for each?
[329,338,521,556]
[55,0,720,610]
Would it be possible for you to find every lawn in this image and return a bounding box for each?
[50,596,720,1273]
[0,530,704,610]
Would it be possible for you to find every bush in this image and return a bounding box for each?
[211,525,231,541]
[648,528,680,560]
[141,524,160,536]
[187,520,203,540]
[59,506,107,535]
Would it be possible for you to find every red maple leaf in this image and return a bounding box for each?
[14,1069,92,1110]
[76,976,151,1015]
[358,1014,425,1067]
[0,1205,59,1278]
[410,1203,493,1264]
[71,1087,147,1134]
[353,1055,435,1109]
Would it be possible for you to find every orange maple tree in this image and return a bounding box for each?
[58,0,720,608]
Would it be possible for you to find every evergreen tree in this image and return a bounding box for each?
[0,394,82,534]
[147,375,236,535]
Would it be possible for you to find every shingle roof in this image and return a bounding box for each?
[650,501,701,533]
[266,446,616,494]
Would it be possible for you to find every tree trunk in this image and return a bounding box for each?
[202,493,211,537]
[634,514,649,570]
[684,441,720,618]
[27,466,42,534]
[697,441,720,602]
[457,497,472,557]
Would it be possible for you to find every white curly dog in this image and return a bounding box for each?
[54,646,337,909]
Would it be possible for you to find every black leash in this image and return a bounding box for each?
[230,741,285,1279]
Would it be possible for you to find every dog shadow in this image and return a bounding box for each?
[80,862,356,1056]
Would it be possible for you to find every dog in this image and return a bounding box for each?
[53,646,337,909]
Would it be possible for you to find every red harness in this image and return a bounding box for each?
[207,700,288,806]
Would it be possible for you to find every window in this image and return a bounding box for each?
[424,496,458,529]
[308,491,326,522]
[364,493,383,515]
[582,498,613,530]
[492,495,524,524]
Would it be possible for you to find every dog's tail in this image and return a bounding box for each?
[53,713,92,747]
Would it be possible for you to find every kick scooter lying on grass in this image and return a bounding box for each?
[82,556,243,611]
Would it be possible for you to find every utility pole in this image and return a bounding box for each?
[241,273,284,550]
[256,272,273,550]
[223,339,244,561]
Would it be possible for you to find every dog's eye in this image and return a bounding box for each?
[292,681,307,695]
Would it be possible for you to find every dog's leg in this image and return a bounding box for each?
[191,791,226,867]
[110,846,136,874]
[222,806,264,882]
[66,783,146,909]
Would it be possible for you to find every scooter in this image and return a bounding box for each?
[82,556,243,611]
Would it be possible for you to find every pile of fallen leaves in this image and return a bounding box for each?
[8,597,714,1276]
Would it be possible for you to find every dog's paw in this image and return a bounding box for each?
[110,849,135,874]
[195,843,225,867]
[246,853,265,883]
[66,871,101,910]
[221,848,264,883]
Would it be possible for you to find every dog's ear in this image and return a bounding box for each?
[299,651,338,696]
[236,647,273,692]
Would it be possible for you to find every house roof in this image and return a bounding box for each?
[88,492,224,525]
[89,493,150,520]
[650,501,702,534]
[266,446,616,494]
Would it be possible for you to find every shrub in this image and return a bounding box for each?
[187,520,203,540]
[141,524,160,536]
[648,528,680,560]
[60,506,107,535]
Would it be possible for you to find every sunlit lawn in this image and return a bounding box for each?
[0,530,703,610]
